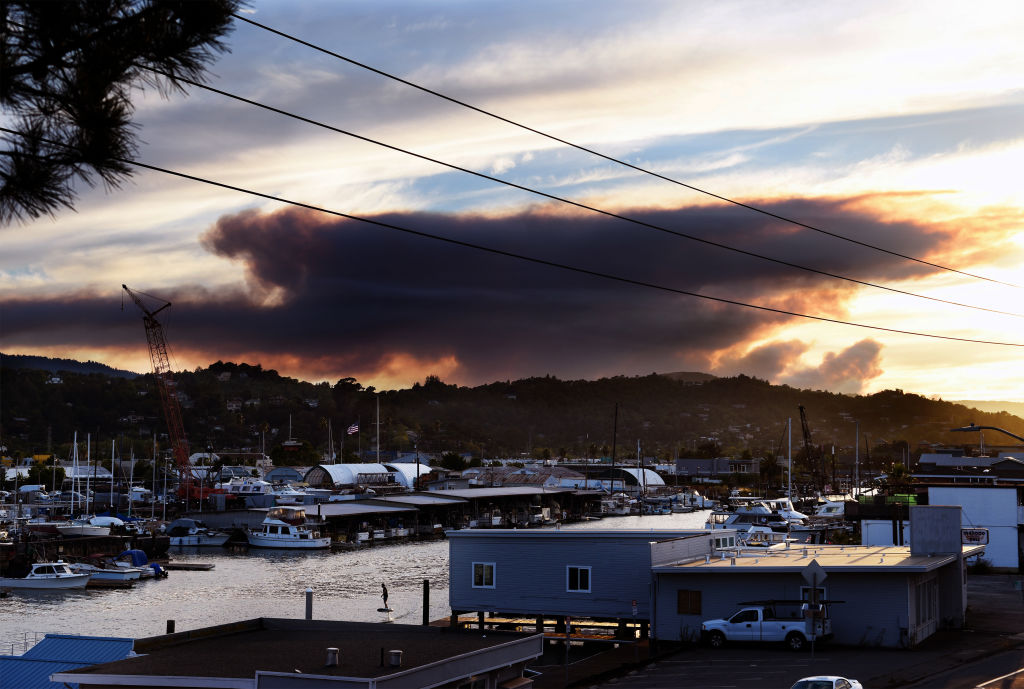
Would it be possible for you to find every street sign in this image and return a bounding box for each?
[801,559,827,586]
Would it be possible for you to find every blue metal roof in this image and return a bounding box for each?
[21,634,133,663]
[0,635,133,688]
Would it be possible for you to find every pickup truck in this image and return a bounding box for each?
[702,604,832,651]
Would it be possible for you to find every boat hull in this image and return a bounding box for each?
[246,533,331,549]
[0,574,91,589]
[169,532,231,547]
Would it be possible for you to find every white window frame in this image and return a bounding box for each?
[472,562,495,589]
[566,565,591,593]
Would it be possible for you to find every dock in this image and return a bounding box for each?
[161,562,215,571]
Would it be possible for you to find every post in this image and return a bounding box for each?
[787,418,792,500]
[422,578,430,625]
[855,420,860,498]
[166,620,175,634]
[305,587,313,620]
[564,615,571,684]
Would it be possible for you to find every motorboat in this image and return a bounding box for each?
[56,517,113,537]
[705,502,789,532]
[217,477,274,498]
[70,560,143,582]
[114,549,167,579]
[271,484,309,506]
[246,506,331,549]
[0,561,92,589]
[167,517,231,547]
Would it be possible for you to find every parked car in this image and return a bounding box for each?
[791,676,863,689]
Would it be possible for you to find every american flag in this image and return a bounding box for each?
[347,423,359,435]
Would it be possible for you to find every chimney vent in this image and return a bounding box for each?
[326,648,339,667]
[388,649,403,667]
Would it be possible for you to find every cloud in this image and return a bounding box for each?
[0,197,953,388]
[782,339,885,393]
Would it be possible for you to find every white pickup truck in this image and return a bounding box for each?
[701,603,832,651]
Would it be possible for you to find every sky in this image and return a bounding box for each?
[3,0,1024,401]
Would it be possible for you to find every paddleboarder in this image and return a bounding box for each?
[381,582,389,610]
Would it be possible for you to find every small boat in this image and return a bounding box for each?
[114,550,167,579]
[246,506,331,549]
[56,517,113,537]
[167,518,231,547]
[271,484,309,506]
[0,561,92,589]
[70,560,143,582]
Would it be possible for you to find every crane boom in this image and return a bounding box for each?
[797,404,820,492]
[122,284,194,496]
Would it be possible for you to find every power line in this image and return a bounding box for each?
[144,66,1024,321]
[4,124,1017,348]
[232,13,1022,291]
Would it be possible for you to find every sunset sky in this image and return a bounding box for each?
[3,0,1024,401]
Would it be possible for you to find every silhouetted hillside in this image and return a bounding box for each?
[2,356,1022,465]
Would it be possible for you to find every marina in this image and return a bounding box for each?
[0,510,709,651]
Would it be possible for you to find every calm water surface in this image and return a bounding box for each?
[0,510,709,651]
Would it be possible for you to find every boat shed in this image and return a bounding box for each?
[304,463,395,490]
[263,465,310,484]
[53,618,542,689]
[652,505,983,648]
[384,462,435,489]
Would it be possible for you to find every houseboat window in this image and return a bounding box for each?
[472,562,495,588]
[566,566,591,593]
[676,589,701,615]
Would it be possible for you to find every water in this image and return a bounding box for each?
[0,510,710,652]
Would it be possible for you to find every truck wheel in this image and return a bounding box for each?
[708,631,726,648]
[785,632,806,652]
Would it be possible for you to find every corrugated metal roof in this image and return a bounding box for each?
[0,635,133,689]
[22,634,134,663]
[0,657,90,688]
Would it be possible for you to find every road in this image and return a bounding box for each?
[904,648,1024,689]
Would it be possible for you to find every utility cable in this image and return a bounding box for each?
[232,13,1022,290]
[142,66,1024,321]
[4,124,1019,348]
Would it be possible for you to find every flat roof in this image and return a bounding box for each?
[313,502,418,517]
[431,487,574,498]
[448,529,707,540]
[654,544,984,574]
[55,619,540,684]
[369,494,467,507]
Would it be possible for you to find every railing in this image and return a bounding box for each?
[1018,505,1024,525]
[4,631,48,656]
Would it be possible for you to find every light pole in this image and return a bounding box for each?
[950,423,1024,444]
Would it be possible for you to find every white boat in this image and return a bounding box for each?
[56,518,112,537]
[246,506,331,549]
[271,484,309,506]
[705,502,789,532]
[167,518,231,547]
[70,560,143,582]
[0,561,92,589]
[217,477,274,497]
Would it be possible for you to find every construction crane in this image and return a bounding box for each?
[122,284,199,500]
[797,404,821,493]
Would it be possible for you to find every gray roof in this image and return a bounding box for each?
[369,494,467,507]
[0,634,133,689]
[54,619,540,685]
[430,486,573,499]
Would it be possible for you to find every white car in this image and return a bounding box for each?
[791,677,863,689]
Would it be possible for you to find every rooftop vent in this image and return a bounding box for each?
[388,649,403,667]
[326,648,339,667]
